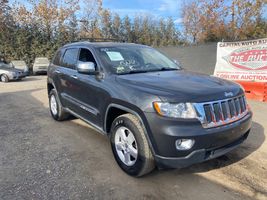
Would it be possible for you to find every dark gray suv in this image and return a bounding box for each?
[47,42,252,177]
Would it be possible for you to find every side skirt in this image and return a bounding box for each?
[65,108,106,136]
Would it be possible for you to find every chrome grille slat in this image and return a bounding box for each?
[203,105,212,123]
[237,98,241,114]
[226,100,231,119]
[213,103,220,122]
[229,99,236,117]
[240,96,246,112]
[194,95,248,129]
[240,97,245,112]
[210,103,216,123]
[218,102,224,121]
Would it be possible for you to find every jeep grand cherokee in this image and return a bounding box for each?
[47,42,252,177]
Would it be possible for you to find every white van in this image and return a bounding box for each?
[33,57,50,75]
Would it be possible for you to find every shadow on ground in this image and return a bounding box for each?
[21,77,43,82]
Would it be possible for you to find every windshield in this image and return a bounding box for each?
[96,46,180,74]
[35,58,49,64]
[12,61,26,66]
[0,61,10,68]
[0,65,11,69]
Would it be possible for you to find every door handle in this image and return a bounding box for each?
[71,75,78,79]
[55,70,61,74]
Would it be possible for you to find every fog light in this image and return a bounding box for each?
[175,139,195,150]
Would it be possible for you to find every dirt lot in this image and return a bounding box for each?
[0,76,266,200]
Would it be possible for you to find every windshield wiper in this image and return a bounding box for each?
[149,67,179,72]
[129,70,149,74]
[118,67,178,75]
[158,67,179,71]
[119,70,148,75]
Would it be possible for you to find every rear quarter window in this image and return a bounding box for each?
[53,50,63,66]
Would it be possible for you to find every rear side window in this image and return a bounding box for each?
[62,48,79,69]
[53,50,63,66]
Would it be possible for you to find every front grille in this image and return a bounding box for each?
[38,66,47,69]
[194,95,248,128]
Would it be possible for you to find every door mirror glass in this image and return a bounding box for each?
[77,62,96,74]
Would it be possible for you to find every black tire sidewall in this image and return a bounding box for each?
[1,74,8,83]
[110,116,147,176]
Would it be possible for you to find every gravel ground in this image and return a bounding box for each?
[0,75,266,200]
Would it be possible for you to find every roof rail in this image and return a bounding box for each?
[72,37,125,43]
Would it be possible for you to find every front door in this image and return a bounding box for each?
[68,48,107,128]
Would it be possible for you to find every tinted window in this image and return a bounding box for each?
[96,46,179,74]
[53,51,63,65]
[62,48,79,69]
[79,48,97,65]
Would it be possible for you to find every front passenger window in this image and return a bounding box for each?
[79,48,97,66]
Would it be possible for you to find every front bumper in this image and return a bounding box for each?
[33,67,48,73]
[10,73,26,80]
[144,111,252,168]
[155,130,249,169]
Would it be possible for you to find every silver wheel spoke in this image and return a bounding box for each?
[118,128,126,141]
[50,95,58,115]
[114,126,138,167]
[128,146,138,159]
[124,152,131,164]
[115,142,124,151]
[126,132,135,145]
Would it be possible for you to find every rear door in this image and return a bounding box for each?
[56,48,80,110]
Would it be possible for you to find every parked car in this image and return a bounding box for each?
[33,57,50,75]
[0,63,25,82]
[10,60,29,76]
[47,42,252,177]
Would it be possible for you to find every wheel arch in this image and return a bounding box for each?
[104,103,156,155]
[47,78,57,95]
[0,73,9,82]
[47,82,54,95]
[0,73,7,77]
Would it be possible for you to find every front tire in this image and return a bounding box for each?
[1,74,9,83]
[110,114,155,177]
[49,89,70,121]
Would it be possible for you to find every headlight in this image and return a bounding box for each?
[11,72,17,76]
[153,102,197,119]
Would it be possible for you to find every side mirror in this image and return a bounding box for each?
[77,62,96,75]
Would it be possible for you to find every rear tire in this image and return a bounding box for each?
[110,114,155,177]
[49,89,70,121]
[1,74,9,83]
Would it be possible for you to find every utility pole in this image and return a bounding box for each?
[231,0,236,40]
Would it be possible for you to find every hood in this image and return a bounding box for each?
[116,70,243,102]
[0,67,24,73]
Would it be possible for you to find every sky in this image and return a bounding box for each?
[102,0,183,24]
[9,0,266,26]
[10,0,184,25]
